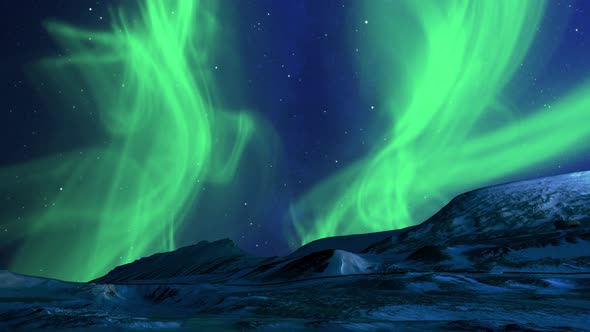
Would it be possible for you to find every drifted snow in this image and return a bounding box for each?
[325,250,376,275]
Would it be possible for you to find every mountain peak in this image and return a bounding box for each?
[91,237,256,284]
[92,170,590,284]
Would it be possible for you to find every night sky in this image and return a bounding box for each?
[1,0,590,282]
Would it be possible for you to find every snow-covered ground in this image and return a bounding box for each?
[1,171,590,331]
[1,269,589,331]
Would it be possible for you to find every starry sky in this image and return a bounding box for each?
[1,0,590,281]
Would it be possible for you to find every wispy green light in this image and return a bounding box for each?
[1,0,261,281]
[291,0,590,246]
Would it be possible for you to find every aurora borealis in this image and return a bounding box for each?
[290,1,590,244]
[1,0,273,281]
[1,0,590,282]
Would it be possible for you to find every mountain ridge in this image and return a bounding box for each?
[2,171,590,331]
[93,171,590,284]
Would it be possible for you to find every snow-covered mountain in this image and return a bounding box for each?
[363,171,590,273]
[366,171,590,253]
[95,171,590,284]
[2,171,589,331]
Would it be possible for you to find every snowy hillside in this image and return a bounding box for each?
[95,171,590,284]
[364,171,590,272]
[369,171,590,250]
[239,249,380,282]
[2,171,590,331]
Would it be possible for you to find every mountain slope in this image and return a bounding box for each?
[362,171,590,272]
[2,171,590,331]
[367,171,590,252]
[92,238,266,284]
[93,171,590,284]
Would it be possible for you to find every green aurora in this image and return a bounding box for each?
[2,0,590,281]
[290,0,590,245]
[1,0,270,281]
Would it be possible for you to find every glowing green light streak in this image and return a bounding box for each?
[291,0,590,246]
[1,0,259,281]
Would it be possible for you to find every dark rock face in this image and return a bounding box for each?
[92,238,266,284]
[261,249,334,281]
[2,171,590,331]
[406,245,450,263]
[555,219,582,230]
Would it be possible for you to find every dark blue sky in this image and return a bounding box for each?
[1,0,590,260]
